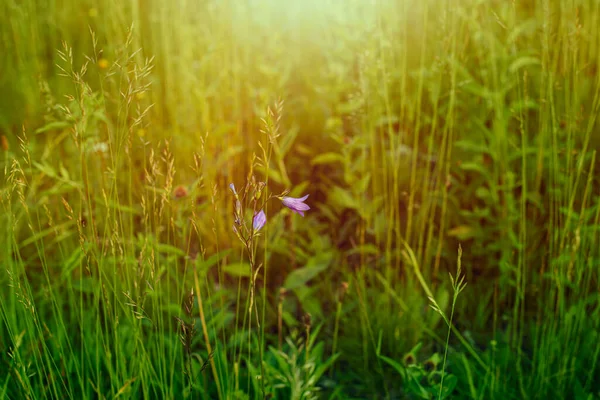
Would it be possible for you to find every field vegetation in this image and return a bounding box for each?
[1,0,600,398]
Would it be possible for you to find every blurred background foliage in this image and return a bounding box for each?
[1,0,600,398]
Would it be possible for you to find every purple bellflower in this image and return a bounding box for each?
[281,194,310,217]
[253,210,267,231]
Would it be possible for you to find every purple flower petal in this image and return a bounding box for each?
[281,194,310,217]
[253,210,267,231]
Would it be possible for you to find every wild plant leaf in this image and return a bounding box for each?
[510,98,538,112]
[222,262,251,277]
[459,162,492,179]
[282,310,298,328]
[245,359,261,396]
[95,197,140,214]
[448,225,476,240]
[374,115,399,128]
[455,140,490,154]
[316,203,338,222]
[310,353,340,386]
[156,243,186,257]
[259,166,285,185]
[346,244,379,256]
[215,145,243,169]
[71,277,96,294]
[324,116,342,131]
[35,121,72,134]
[21,220,74,248]
[436,373,458,399]
[288,180,310,197]
[279,125,299,157]
[291,286,324,320]
[475,186,491,200]
[461,80,492,99]
[206,308,234,332]
[354,173,371,194]
[284,251,333,290]
[33,161,58,179]
[508,56,540,74]
[61,247,84,279]
[328,185,358,211]
[337,97,363,114]
[196,249,232,272]
[377,354,406,379]
[507,19,538,43]
[311,152,345,166]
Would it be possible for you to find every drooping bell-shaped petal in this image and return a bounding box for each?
[281,194,310,217]
[229,183,237,195]
[253,210,267,231]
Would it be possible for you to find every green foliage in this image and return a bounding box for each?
[2,0,600,399]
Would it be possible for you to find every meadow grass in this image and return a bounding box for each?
[1,0,600,398]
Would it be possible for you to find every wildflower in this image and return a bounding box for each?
[98,58,109,69]
[229,183,237,195]
[402,353,416,365]
[253,210,266,232]
[173,185,188,199]
[423,358,437,372]
[281,194,310,217]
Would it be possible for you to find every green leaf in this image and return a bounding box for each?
[311,152,345,166]
[510,98,538,112]
[459,162,492,179]
[259,166,284,185]
[284,252,333,290]
[196,249,232,272]
[346,244,379,256]
[61,248,84,279]
[509,56,540,74]
[35,121,72,134]
[377,355,406,379]
[222,262,251,277]
[156,243,186,257]
[437,373,458,399]
[311,353,340,385]
[21,220,74,248]
[289,180,310,198]
[71,277,96,294]
[337,97,363,114]
[448,225,476,240]
[328,185,358,211]
[454,140,489,154]
[475,186,490,200]
[95,197,140,214]
[279,125,299,157]
[215,145,243,169]
[33,161,58,179]
[354,173,371,194]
